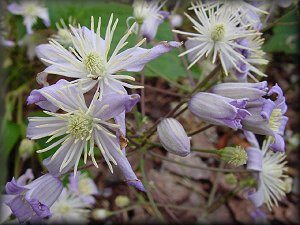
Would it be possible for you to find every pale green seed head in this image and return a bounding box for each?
[211,24,225,42]
[219,146,248,167]
[83,52,107,78]
[67,111,93,140]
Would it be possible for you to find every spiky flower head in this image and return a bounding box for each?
[219,146,248,167]
[173,1,259,75]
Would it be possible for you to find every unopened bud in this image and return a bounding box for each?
[91,208,110,220]
[157,118,191,157]
[218,146,248,167]
[18,139,34,160]
[224,173,238,185]
[115,195,130,208]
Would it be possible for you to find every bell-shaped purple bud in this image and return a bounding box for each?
[157,118,191,157]
[188,92,250,130]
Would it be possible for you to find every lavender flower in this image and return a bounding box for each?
[242,84,288,152]
[48,188,91,224]
[69,172,99,204]
[245,131,291,210]
[5,170,63,223]
[131,0,169,42]
[188,92,250,130]
[36,15,180,98]
[157,118,191,157]
[27,81,145,191]
[7,1,50,34]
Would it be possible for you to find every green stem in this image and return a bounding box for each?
[148,151,248,173]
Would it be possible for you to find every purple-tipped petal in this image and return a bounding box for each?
[99,132,145,192]
[278,116,288,136]
[5,178,28,195]
[27,79,70,112]
[112,41,181,72]
[248,184,264,208]
[7,3,23,14]
[26,198,51,218]
[94,93,140,121]
[16,169,34,186]
[244,131,260,149]
[246,147,263,171]
[261,99,276,120]
[270,134,285,153]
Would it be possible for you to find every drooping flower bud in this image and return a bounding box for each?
[115,195,130,208]
[188,92,250,130]
[218,146,248,167]
[157,118,191,157]
[91,209,110,220]
[18,139,35,160]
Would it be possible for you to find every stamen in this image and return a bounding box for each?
[211,24,225,42]
[83,52,107,78]
[67,111,93,140]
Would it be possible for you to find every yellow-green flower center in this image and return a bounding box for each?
[211,24,225,42]
[83,52,106,78]
[23,3,38,16]
[58,203,71,214]
[269,109,282,133]
[68,112,93,140]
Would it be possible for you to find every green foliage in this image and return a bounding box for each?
[2,120,21,158]
[263,9,300,55]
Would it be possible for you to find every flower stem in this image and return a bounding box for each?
[187,124,214,136]
[148,151,248,173]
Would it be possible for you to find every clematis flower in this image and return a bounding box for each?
[4,170,63,223]
[130,0,169,41]
[198,0,268,30]
[173,1,259,74]
[245,131,291,210]
[47,188,91,224]
[69,172,99,204]
[7,1,50,34]
[27,81,145,191]
[36,15,181,98]
[188,92,250,130]
[241,84,288,152]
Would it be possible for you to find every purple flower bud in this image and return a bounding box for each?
[157,118,191,157]
[188,92,250,130]
[211,81,268,100]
